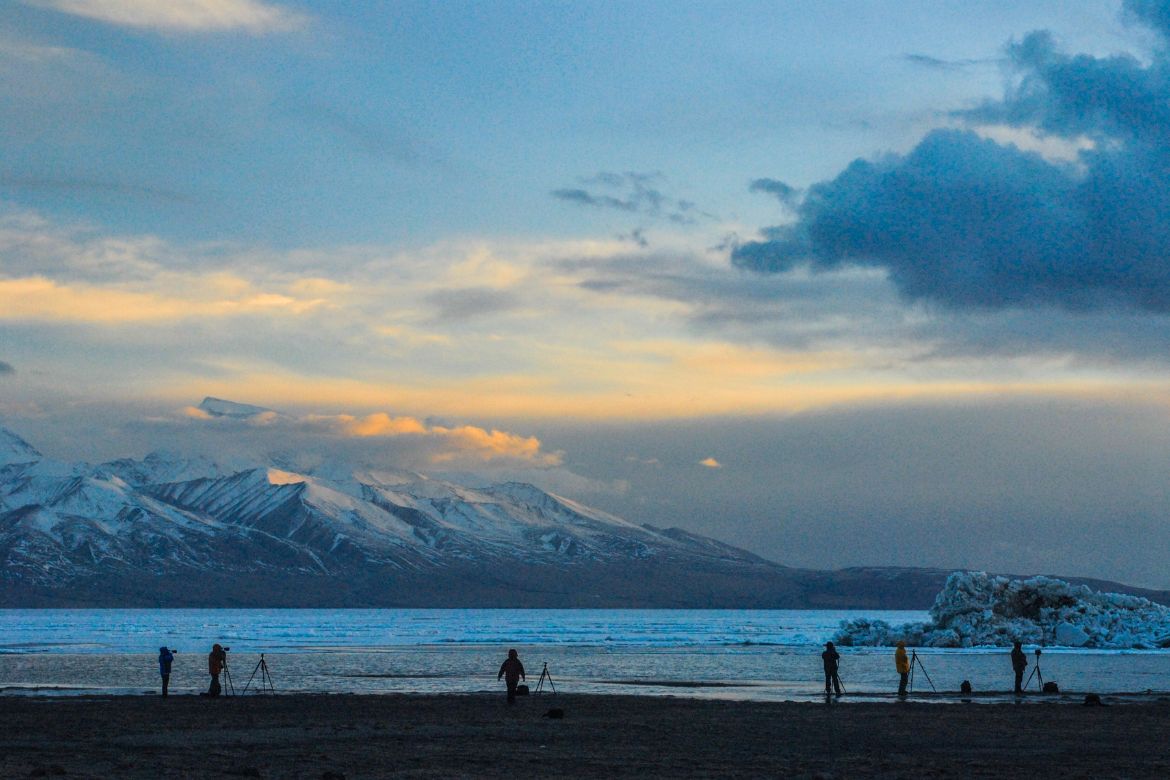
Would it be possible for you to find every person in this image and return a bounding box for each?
[207,643,227,697]
[497,648,526,704]
[822,641,842,696]
[158,646,175,697]
[895,640,910,697]
[1011,641,1028,695]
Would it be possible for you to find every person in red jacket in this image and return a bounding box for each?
[497,648,526,704]
[207,643,227,697]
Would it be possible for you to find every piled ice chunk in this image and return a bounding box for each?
[835,571,1170,648]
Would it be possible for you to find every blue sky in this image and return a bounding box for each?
[5,0,1170,587]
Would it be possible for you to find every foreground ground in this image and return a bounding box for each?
[3,693,1170,778]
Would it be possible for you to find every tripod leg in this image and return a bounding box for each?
[916,656,937,692]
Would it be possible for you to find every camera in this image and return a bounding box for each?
[222,647,231,652]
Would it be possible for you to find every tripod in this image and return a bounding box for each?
[243,653,276,695]
[535,662,556,694]
[1023,649,1044,691]
[909,650,936,693]
[220,656,236,697]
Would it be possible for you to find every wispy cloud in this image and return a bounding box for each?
[0,275,331,323]
[552,172,713,225]
[25,0,308,34]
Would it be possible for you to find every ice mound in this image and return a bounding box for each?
[835,571,1170,649]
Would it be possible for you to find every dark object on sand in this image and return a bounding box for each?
[321,772,347,780]
[515,684,530,696]
[1042,681,1059,694]
[543,708,565,719]
[29,766,66,777]
[959,680,973,694]
[1083,694,1106,706]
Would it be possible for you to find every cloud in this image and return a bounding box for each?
[552,172,712,225]
[699,456,722,468]
[185,406,564,467]
[733,8,1170,316]
[425,287,522,322]
[0,360,13,376]
[329,413,560,467]
[902,53,996,72]
[0,175,193,205]
[0,275,331,323]
[748,178,800,207]
[25,0,307,34]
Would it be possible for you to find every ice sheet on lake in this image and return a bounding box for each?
[835,571,1170,649]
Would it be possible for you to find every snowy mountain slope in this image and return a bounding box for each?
[0,427,41,467]
[0,422,805,605]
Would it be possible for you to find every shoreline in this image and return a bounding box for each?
[4,693,1170,777]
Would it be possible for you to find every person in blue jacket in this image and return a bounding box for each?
[159,646,176,697]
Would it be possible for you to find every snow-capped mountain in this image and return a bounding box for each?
[7,422,1166,609]
[0,423,799,607]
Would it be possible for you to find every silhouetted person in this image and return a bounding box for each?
[1011,641,1028,695]
[895,640,910,697]
[208,643,226,697]
[822,641,842,696]
[158,646,175,697]
[498,648,526,704]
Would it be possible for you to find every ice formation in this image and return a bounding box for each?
[835,571,1170,649]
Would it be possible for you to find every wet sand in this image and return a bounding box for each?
[3,692,1170,778]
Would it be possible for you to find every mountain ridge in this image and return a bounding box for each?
[2,421,1166,609]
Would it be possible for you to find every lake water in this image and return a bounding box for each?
[3,609,1169,703]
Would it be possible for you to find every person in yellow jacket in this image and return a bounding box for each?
[895,640,911,697]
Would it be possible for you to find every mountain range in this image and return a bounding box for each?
[3,402,1167,609]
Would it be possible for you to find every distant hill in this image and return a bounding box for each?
[2,423,1166,609]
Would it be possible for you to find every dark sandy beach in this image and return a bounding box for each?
[3,693,1170,778]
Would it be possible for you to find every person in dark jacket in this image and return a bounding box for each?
[1011,641,1028,695]
[158,646,175,697]
[497,648,526,704]
[208,643,226,697]
[822,641,843,696]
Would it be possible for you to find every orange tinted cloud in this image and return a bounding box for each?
[0,275,329,323]
[307,412,561,466]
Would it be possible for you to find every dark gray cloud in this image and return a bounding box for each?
[734,6,1170,316]
[0,360,13,375]
[748,178,799,207]
[903,53,997,71]
[552,171,711,225]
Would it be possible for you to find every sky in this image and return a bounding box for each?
[4,0,1170,587]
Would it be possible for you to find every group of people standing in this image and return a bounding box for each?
[821,639,1039,697]
[154,642,1038,700]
